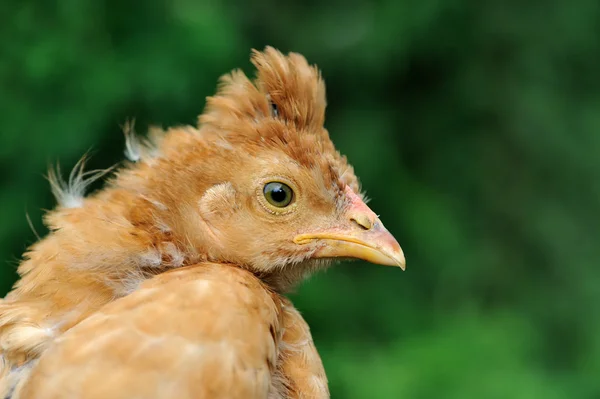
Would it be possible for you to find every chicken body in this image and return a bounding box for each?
[0,47,404,398]
[10,264,327,399]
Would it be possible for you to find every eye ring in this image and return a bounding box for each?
[263,182,294,208]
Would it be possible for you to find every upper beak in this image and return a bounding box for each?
[293,187,406,270]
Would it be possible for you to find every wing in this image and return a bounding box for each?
[14,263,282,399]
[275,298,329,399]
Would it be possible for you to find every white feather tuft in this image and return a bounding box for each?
[137,248,162,268]
[122,120,164,163]
[47,155,113,209]
[161,242,184,267]
[123,119,142,162]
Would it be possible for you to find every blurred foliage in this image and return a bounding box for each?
[1,0,599,397]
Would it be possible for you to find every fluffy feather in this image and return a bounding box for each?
[0,46,403,398]
[10,264,327,399]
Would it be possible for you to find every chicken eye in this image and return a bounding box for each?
[263,182,294,208]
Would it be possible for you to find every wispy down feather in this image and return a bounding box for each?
[47,155,114,209]
[122,119,165,163]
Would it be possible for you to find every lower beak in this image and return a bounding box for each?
[293,219,406,270]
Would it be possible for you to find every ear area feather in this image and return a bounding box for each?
[199,182,240,219]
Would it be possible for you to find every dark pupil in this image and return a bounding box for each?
[270,185,287,203]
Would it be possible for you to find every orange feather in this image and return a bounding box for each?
[0,47,403,398]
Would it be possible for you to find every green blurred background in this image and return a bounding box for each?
[1,1,599,397]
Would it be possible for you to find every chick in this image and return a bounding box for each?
[0,47,404,398]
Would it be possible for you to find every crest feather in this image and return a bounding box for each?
[197,47,361,195]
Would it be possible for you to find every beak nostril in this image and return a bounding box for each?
[350,215,372,230]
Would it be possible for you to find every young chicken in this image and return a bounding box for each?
[0,47,405,398]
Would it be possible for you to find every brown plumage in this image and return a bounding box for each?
[0,47,405,398]
[12,264,327,398]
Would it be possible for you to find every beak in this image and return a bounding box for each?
[293,187,406,270]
